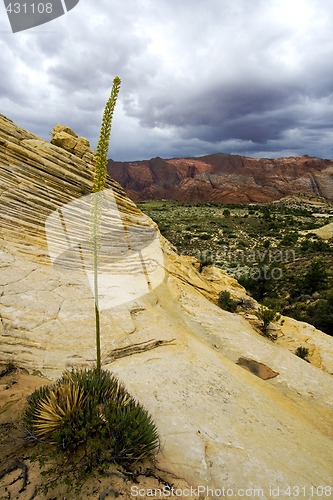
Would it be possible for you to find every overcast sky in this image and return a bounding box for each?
[1,0,333,161]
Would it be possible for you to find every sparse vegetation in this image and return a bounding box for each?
[218,291,238,312]
[256,306,281,338]
[0,360,16,378]
[300,259,328,295]
[138,199,333,336]
[295,346,310,361]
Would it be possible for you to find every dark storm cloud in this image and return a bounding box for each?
[0,0,333,160]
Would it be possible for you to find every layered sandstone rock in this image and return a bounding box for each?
[108,154,333,202]
[1,114,333,496]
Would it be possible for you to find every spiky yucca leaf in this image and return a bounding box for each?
[24,384,52,431]
[32,381,85,439]
[62,368,133,408]
[111,401,160,463]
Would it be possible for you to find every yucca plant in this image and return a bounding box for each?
[91,76,121,372]
[24,378,86,442]
[23,76,160,473]
[24,368,159,465]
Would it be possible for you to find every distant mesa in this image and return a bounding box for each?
[108,153,333,203]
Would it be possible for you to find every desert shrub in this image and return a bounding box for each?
[238,267,274,301]
[281,232,298,246]
[263,297,285,312]
[237,240,248,248]
[290,292,333,336]
[268,221,278,231]
[302,259,328,294]
[301,239,332,253]
[198,250,214,272]
[256,306,280,337]
[218,291,238,312]
[157,222,170,234]
[24,368,159,466]
[261,206,271,220]
[295,346,309,360]
[309,294,333,336]
[0,360,16,377]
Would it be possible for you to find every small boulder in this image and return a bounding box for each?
[52,124,78,138]
[50,125,91,158]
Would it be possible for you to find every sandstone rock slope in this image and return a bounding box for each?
[1,115,333,497]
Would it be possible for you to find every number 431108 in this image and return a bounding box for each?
[6,3,53,14]
[284,486,332,497]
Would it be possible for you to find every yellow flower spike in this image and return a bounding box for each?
[90,77,121,372]
[92,76,121,194]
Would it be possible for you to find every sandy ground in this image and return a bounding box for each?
[0,365,201,500]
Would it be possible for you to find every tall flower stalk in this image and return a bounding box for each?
[91,76,121,371]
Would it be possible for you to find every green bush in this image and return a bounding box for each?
[218,291,238,312]
[295,346,309,360]
[281,232,298,246]
[302,259,328,294]
[24,368,159,466]
[238,267,275,301]
[301,239,332,253]
[256,306,280,338]
[289,291,333,336]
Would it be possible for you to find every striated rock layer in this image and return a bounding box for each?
[1,114,333,496]
[108,153,333,202]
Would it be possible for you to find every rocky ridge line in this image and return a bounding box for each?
[108,154,333,202]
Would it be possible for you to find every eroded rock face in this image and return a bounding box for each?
[108,154,333,202]
[1,114,333,496]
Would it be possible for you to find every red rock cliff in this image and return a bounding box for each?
[108,153,333,203]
